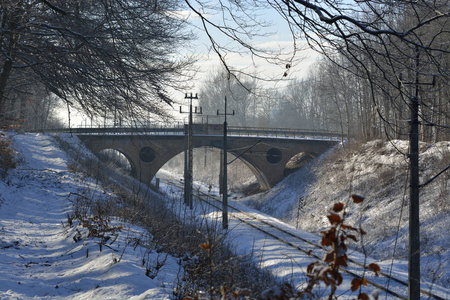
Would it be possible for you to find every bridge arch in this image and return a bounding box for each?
[97,148,136,177]
[231,155,271,189]
[77,133,338,190]
[153,145,273,190]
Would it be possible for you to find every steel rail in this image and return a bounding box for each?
[168,179,446,300]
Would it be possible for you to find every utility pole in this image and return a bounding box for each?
[217,96,235,230]
[219,150,224,195]
[183,124,189,206]
[409,75,420,300]
[180,93,201,209]
[401,46,434,300]
[114,106,117,127]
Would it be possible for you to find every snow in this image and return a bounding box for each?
[239,139,450,291]
[0,133,178,299]
[0,133,449,299]
[158,175,449,297]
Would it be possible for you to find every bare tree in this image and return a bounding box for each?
[185,0,449,140]
[185,1,449,298]
[199,70,257,126]
[0,0,194,126]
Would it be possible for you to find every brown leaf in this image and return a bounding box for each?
[199,243,210,250]
[307,262,315,274]
[321,237,332,247]
[351,278,360,292]
[335,255,348,267]
[347,234,357,242]
[333,202,344,212]
[352,194,365,203]
[324,252,335,263]
[321,229,336,246]
[358,293,370,300]
[369,263,381,276]
[361,278,367,286]
[342,224,357,231]
[327,213,341,225]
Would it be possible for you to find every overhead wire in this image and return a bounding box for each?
[384,161,410,300]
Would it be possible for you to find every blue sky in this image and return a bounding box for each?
[180,2,318,84]
[60,2,321,126]
[168,2,321,113]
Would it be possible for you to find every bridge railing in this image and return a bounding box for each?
[57,124,186,135]
[38,124,343,140]
[226,126,342,139]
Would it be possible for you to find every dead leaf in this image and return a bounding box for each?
[333,202,344,212]
[351,278,360,292]
[327,213,341,225]
[352,194,365,203]
[199,243,210,250]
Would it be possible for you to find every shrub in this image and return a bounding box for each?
[0,134,16,177]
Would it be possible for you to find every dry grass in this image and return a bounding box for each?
[0,134,17,178]
[54,135,276,299]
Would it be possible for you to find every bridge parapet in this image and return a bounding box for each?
[60,124,342,141]
[227,126,342,139]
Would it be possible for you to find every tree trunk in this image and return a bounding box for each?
[0,16,19,125]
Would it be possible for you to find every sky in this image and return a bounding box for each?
[58,2,321,127]
[164,2,322,124]
[175,2,318,95]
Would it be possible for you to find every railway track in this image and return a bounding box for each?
[164,179,447,300]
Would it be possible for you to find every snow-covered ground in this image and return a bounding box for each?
[240,139,450,289]
[157,146,450,297]
[0,133,448,299]
[0,134,180,299]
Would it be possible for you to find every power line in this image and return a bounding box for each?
[419,164,450,188]
[227,140,262,165]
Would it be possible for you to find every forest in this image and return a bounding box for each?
[0,1,447,144]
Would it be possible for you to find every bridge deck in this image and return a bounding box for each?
[54,125,343,141]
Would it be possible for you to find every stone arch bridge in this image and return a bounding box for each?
[74,125,340,190]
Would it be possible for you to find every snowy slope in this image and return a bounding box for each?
[240,139,450,287]
[1,134,448,299]
[0,134,179,299]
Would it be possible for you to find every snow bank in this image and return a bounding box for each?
[241,139,450,287]
[0,133,180,299]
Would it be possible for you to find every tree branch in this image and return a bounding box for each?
[40,0,67,15]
